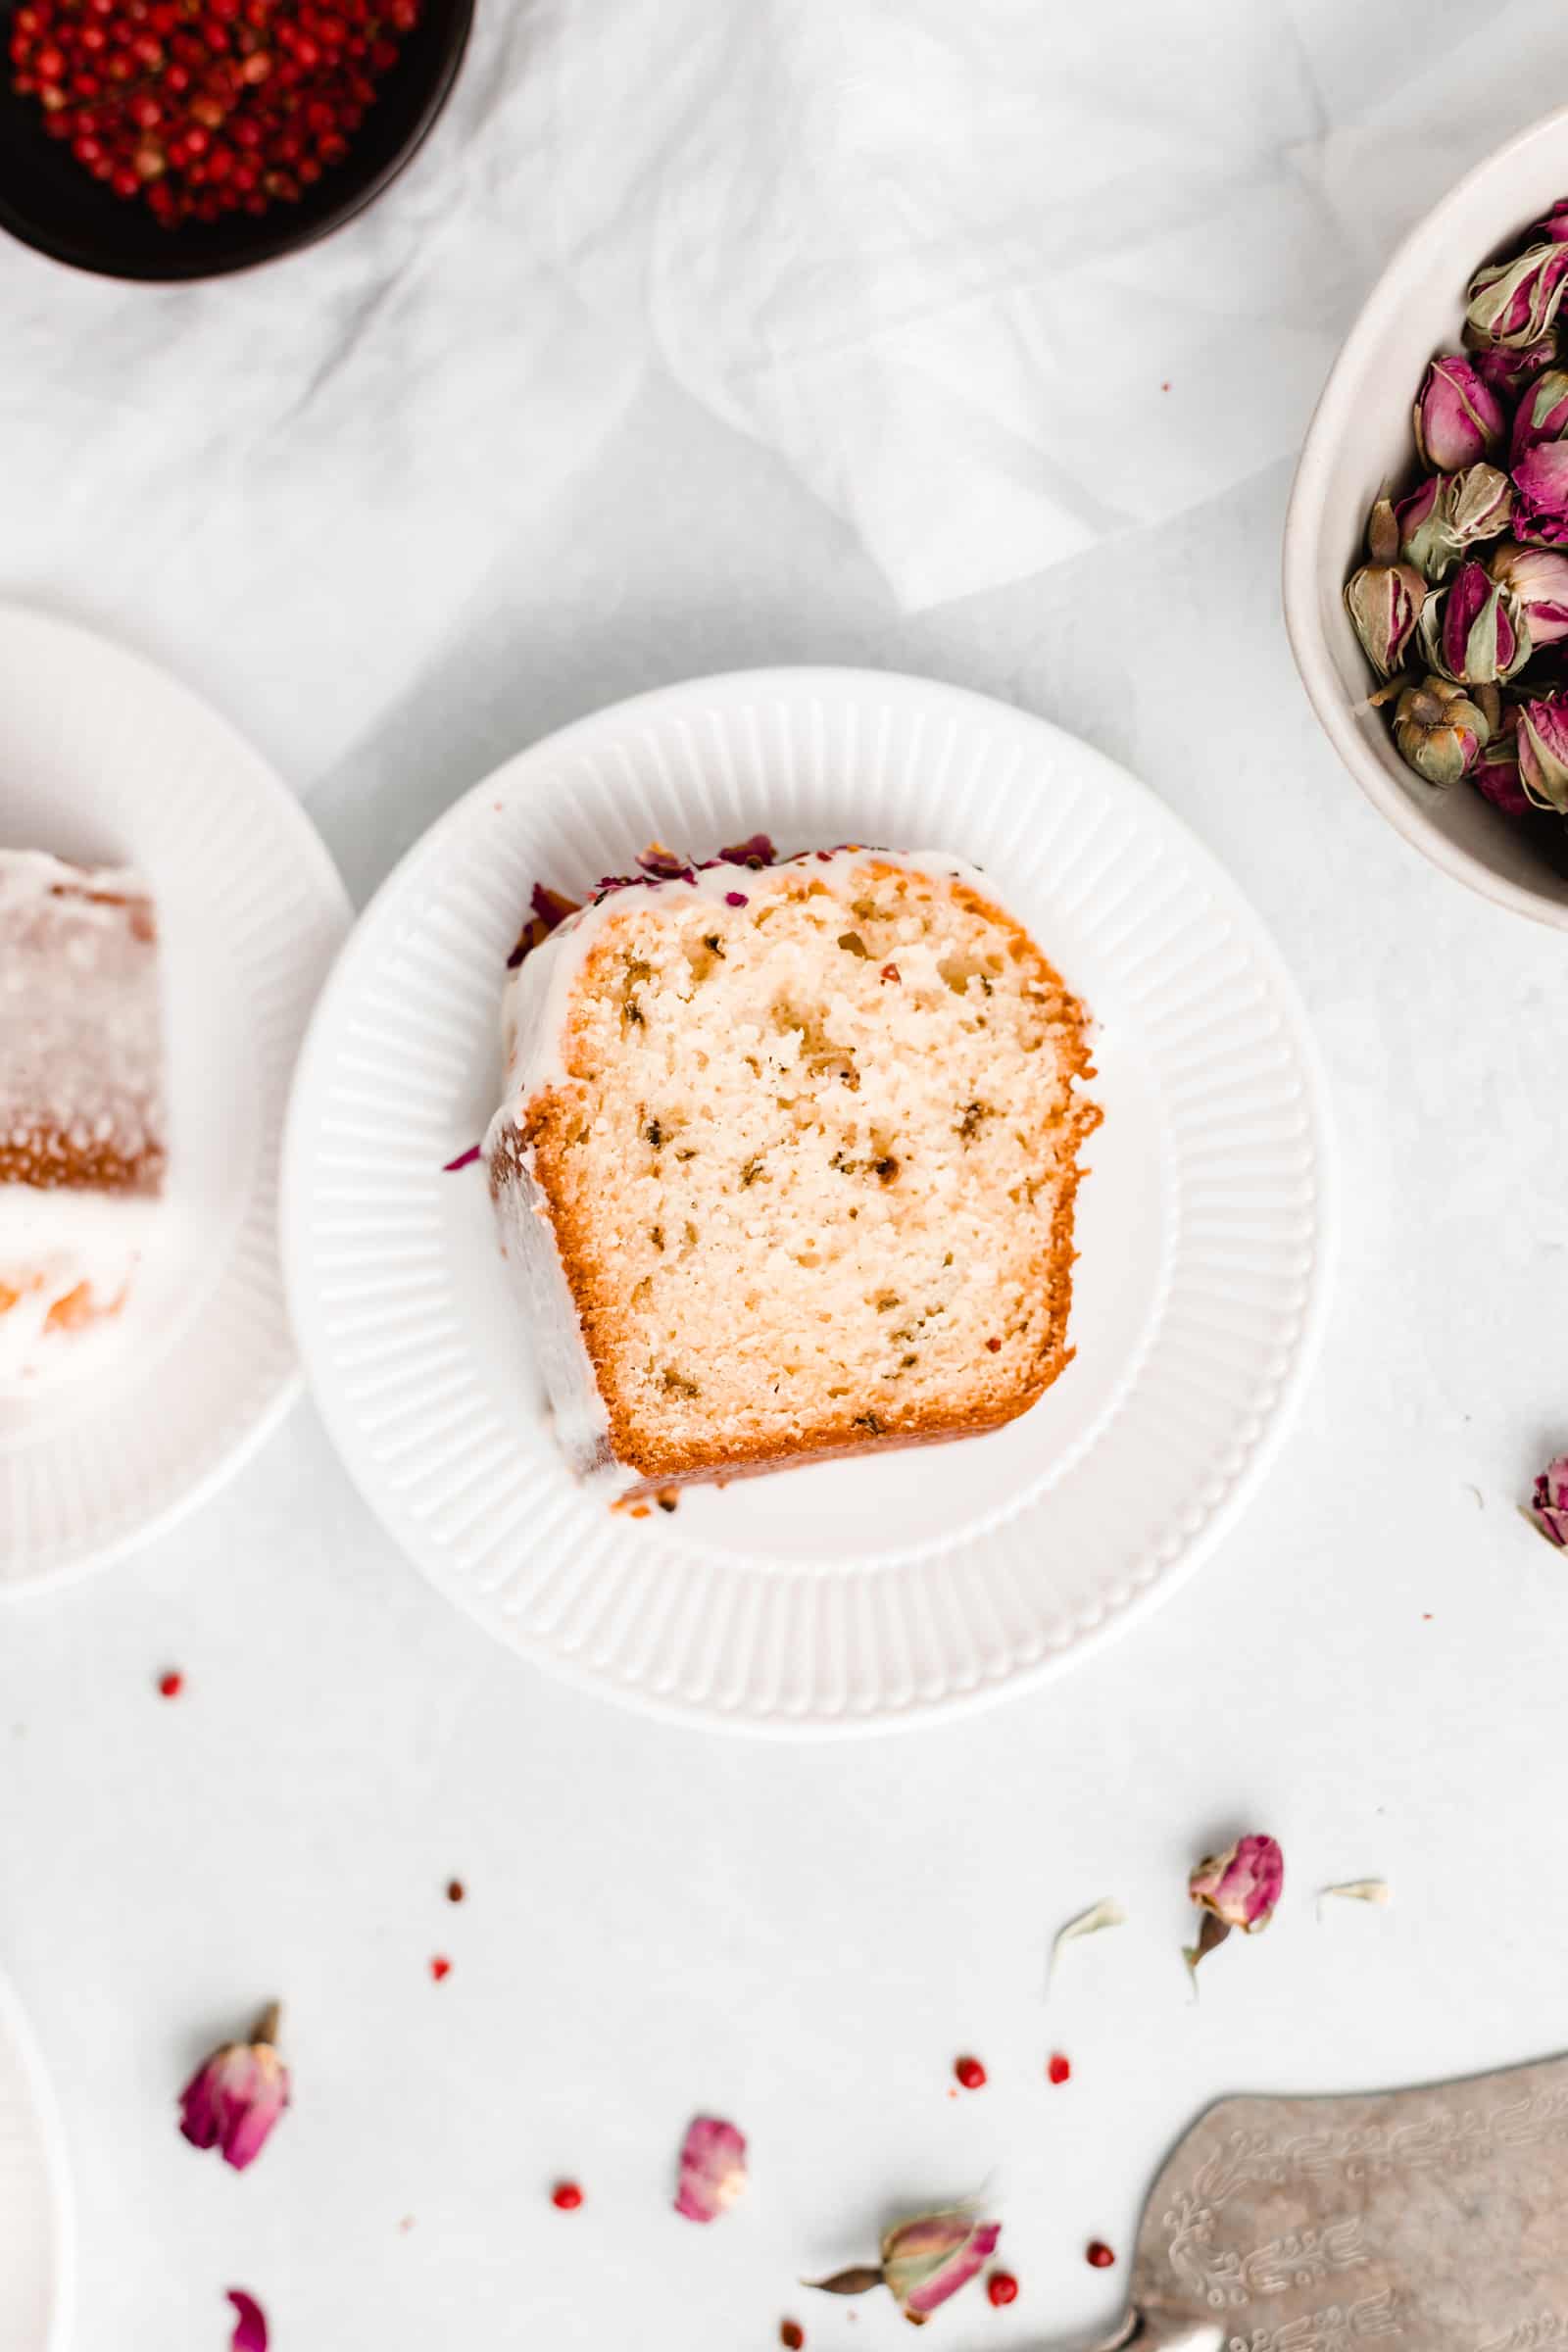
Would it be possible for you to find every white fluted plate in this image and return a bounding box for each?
[0,1967,74,2351]
[0,607,350,1589]
[283,670,1333,1732]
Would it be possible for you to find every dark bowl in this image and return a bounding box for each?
[0,0,473,281]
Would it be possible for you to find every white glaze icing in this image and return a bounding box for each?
[0,1185,160,1393]
[0,849,166,1393]
[483,847,1001,1491]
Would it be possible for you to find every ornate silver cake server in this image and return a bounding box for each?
[1081,2053,1568,2352]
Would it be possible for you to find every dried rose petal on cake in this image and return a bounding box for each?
[507,883,582,969]
[674,2115,748,2222]
[1527,1452,1568,1545]
[178,2004,289,2172]
[717,834,777,867]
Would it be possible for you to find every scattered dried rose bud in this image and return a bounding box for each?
[1513,441,1568,547]
[1414,354,1505,470]
[1467,241,1568,349]
[810,2209,1001,2324]
[1186,1834,1283,1974]
[1346,497,1428,672]
[227,2289,269,2352]
[1049,1896,1126,1988]
[674,2115,748,2223]
[1420,560,1531,685]
[1528,1451,1568,1544]
[178,2004,289,2172]
[1516,695,1568,811]
[883,2210,1002,2323]
[1393,675,1493,787]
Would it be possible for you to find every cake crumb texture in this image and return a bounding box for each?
[513,857,1099,1485]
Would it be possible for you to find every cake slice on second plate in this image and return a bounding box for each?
[486,847,1099,1496]
[0,850,167,1391]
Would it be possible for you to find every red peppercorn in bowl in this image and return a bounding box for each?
[0,0,471,278]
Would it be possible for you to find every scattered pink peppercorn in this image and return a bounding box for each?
[157,1669,183,1698]
[780,2324,805,2349]
[987,2272,1019,2307]
[1047,2051,1071,2084]
[552,2180,583,2211]
[445,1879,465,1904]
[429,1956,451,1983]
[954,2054,987,2090]
[1086,2240,1115,2269]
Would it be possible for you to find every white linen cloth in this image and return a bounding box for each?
[4,0,1568,767]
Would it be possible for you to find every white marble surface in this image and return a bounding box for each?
[6,9,1568,2349]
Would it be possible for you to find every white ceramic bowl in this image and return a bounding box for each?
[1285,103,1568,929]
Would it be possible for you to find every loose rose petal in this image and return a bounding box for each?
[442,1145,481,1173]
[1528,1452,1568,1545]
[674,2115,748,2223]
[1049,1897,1126,1988]
[227,2290,268,2352]
[1318,1880,1392,1909]
[724,891,749,906]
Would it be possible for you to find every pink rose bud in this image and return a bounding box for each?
[1529,1453,1568,1545]
[1489,541,1568,646]
[1512,442,1568,547]
[1472,709,1531,814]
[1345,496,1426,674]
[1533,199,1568,244]
[178,2004,289,2173]
[1470,333,1558,401]
[1414,354,1506,470]
[1420,560,1531,685]
[1517,693,1568,812]
[1396,465,1513,582]
[1393,676,1493,788]
[674,2116,748,2223]
[1467,241,1568,349]
[809,2208,1003,2322]
[1512,368,1568,460]
[1186,1834,1283,1975]
[882,2210,1003,2323]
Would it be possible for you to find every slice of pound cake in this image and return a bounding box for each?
[0,850,167,1391]
[485,847,1099,1495]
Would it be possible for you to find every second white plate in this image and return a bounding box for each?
[283,669,1333,1732]
[0,607,351,1589]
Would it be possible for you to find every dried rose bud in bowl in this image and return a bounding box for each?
[1285,132,1568,929]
